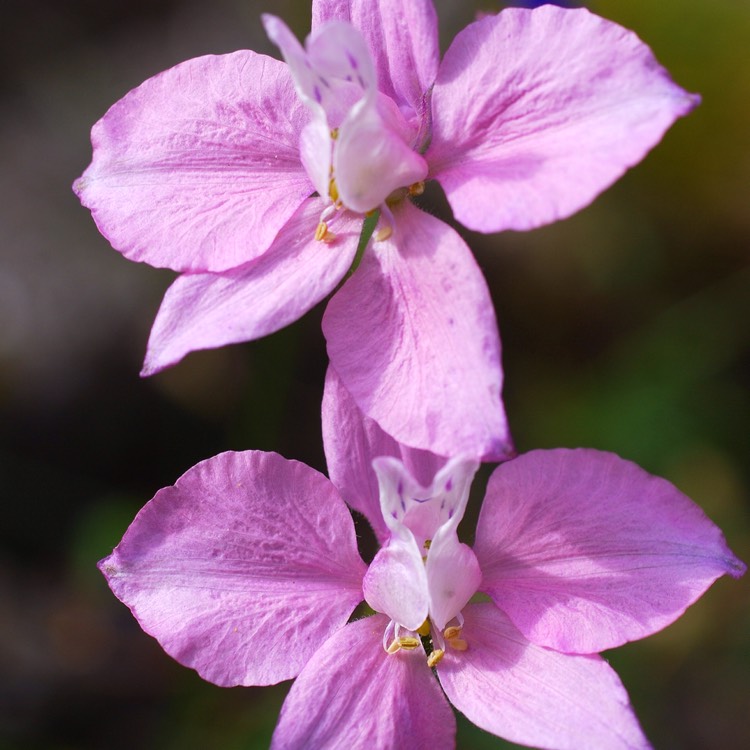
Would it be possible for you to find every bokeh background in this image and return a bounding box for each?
[1,0,748,748]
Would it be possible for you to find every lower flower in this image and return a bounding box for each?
[100,438,743,749]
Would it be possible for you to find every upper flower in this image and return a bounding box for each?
[99,373,745,750]
[73,0,698,460]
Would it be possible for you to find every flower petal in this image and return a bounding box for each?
[272,615,455,750]
[141,198,360,376]
[99,451,366,687]
[323,200,513,460]
[312,0,439,116]
[429,6,699,234]
[363,539,428,630]
[74,51,312,273]
[372,455,478,544]
[322,365,445,542]
[437,603,650,750]
[475,449,746,654]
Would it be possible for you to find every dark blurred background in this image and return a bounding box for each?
[1,0,748,748]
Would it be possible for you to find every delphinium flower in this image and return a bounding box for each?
[75,0,697,460]
[99,377,744,749]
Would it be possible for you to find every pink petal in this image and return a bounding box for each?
[363,540,428,631]
[312,0,439,117]
[323,200,512,460]
[437,603,650,750]
[322,366,446,542]
[474,449,746,654]
[272,615,455,750]
[141,198,360,376]
[99,451,366,687]
[74,51,312,273]
[429,6,699,234]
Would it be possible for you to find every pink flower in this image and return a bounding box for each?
[74,1,697,459]
[99,378,744,749]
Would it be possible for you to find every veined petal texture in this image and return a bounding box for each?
[75,51,312,273]
[474,449,746,654]
[429,6,699,234]
[272,615,455,750]
[99,451,366,687]
[141,198,360,376]
[323,200,512,460]
[437,604,650,750]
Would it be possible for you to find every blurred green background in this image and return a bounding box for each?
[0,0,747,748]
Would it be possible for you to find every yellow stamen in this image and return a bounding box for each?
[315,222,335,243]
[330,127,339,140]
[375,225,392,242]
[443,626,462,641]
[427,649,445,668]
[448,637,468,651]
[397,637,421,651]
[423,539,432,550]
[386,639,402,654]
[408,181,425,196]
[417,620,431,637]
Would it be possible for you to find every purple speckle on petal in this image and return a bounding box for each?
[397,480,403,496]
[346,50,358,70]
[400,498,406,512]
[445,478,453,491]
[313,86,322,104]
[357,74,365,88]
[319,75,330,88]
[391,511,398,519]
[448,508,455,519]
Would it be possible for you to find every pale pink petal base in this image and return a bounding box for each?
[142,198,361,376]
[475,449,746,654]
[323,200,512,460]
[438,603,650,750]
[75,52,312,273]
[364,540,428,630]
[272,615,456,750]
[429,6,699,234]
[99,451,366,687]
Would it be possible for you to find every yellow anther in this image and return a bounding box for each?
[423,539,432,550]
[443,626,462,640]
[315,222,335,243]
[397,636,421,651]
[408,181,425,196]
[448,638,468,651]
[375,225,393,242]
[328,178,340,204]
[386,639,402,654]
[417,620,431,637]
[330,127,339,140]
[427,649,445,668]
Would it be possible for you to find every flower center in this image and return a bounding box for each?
[263,14,429,241]
[384,614,469,668]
